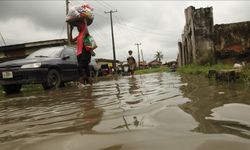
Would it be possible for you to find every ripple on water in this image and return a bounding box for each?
[0,73,187,143]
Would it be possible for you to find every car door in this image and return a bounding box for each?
[60,47,79,81]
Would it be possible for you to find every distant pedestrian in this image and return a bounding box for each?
[69,20,92,85]
[127,50,136,78]
[133,116,139,127]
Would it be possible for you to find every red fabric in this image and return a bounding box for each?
[76,23,87,56]
[85,46,91,52]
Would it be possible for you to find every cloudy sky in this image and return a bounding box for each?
[0,0,250,62]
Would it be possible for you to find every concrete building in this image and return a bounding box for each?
[178,6,250,66]
[148,59,162,67]
[95,58,120,69]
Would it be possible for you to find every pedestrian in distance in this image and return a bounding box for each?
[127,50,136,78]
[69,19,92,86]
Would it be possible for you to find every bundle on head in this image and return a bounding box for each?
[66,3,94,26]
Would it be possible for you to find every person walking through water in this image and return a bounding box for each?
[127,50,136,78]
[70,19,92,85]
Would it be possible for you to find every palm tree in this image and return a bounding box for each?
[155,51,163,63]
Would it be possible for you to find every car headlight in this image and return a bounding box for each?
[21,62,42,69]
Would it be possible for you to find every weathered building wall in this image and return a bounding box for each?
[181,6,196,65]
[192,7,214,64]
[214,21,250,63]
[178,6,214,66]
[177,42,183,66]
[178,6,250,66]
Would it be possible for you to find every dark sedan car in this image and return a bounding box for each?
[0,46,80,94]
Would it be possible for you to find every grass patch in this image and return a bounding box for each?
[135,66,170,74]
[176,63,233,75]
[239,64,250,84]
[21,84,43,92]
[177,63,250,86]
[0,84,43,95]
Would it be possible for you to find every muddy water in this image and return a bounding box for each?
[0,73,250,150]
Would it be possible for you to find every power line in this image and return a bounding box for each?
[113,15,139,43]
[96,1,111,10]
[100,0,116,10]
[108,9,170,37]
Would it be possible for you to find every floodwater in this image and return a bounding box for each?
[0,73,250,150]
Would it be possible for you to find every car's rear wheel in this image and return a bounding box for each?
[42,69,61,90]
[2,84,22,94]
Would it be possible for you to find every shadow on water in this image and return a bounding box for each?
[179,75,250,139]
[0,73,185,144]
[0,85,104,142]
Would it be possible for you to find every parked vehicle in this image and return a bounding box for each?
[0,46,86,94]
[98,64,110,76]
[89,58,98,77]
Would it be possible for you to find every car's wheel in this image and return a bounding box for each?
[2,84,22,94]
[42,69,61,90]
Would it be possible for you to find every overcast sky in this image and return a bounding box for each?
[0,0,250,62]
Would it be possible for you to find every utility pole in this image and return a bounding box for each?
[0,31,6,46]
[135,43,141,69]
[141,49,144,62]
[66,0,71,45]
[105,10,118,74]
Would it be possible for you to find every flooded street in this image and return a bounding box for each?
[0,73,250,150]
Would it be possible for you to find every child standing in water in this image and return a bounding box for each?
[127,50,136,78]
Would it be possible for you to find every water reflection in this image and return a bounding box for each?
[180,75,250,139]
[0,86,105,142]
[3,72,249,146]
[128,77,140,95]
[74,87,104,134]
[112,115,144,131]
[113,78,143,131]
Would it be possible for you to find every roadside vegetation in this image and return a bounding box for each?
[240,64,250,84]
[176,63,233,75]
[0,84,43,96]
[177,63,250,85]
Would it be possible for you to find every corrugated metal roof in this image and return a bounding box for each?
[0,39,68,52]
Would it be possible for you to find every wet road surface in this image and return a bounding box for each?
[0,73,250,150]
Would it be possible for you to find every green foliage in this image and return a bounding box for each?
[154,51,164,62]
[0,84,43,95]
[22,84,43,92]
[176,63,233,75]
[135,66,169,74]
[239,64,250,84]
[177,63,250,85]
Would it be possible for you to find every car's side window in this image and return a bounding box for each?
[61,48,77,62]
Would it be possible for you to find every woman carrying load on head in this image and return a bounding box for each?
[69,19,92,85]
